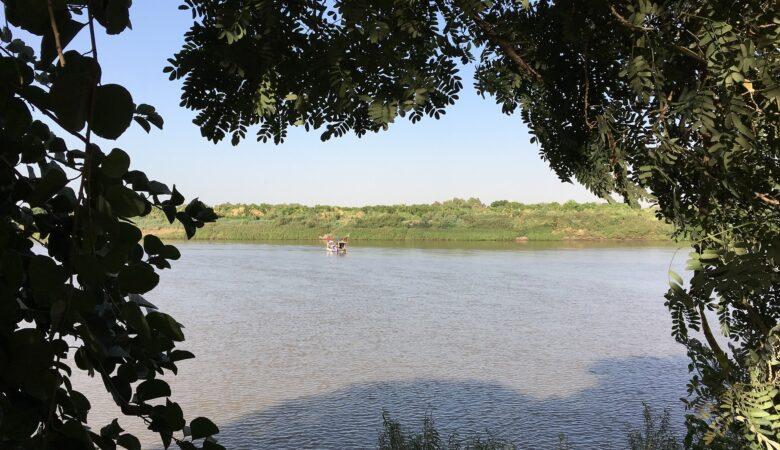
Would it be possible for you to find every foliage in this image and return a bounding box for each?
[172,0,779,447]
[627,403,682,450]
[698,326,780,449]
[377,405,681,450]
[136,200,674,242]
[377,411,514,450]
[0,1,218,449]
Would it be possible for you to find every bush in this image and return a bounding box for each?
[627,404,681,450]
[377,405,681,450]
[377,411,514,450]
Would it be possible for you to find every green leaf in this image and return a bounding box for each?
[136,379,171,402]
[6,329,52,383]
[105,185,149,217]
[147,113,164,129]
[204,440,227,450]
[117,433,141,450]
[129,293,157,310]
[190,417,219,439]
[28,163,67,206]
[28,255,65,302]
[2,97,31,138]
[148,181,171,195]
[146,311,185,341]
[102,148,131,178]
[117,222,143,244]
[169,350,195,362]
[122,301,151,339]
[48,51,101,133]
[96,0,132,35]
[61,420,90,442]
[161,245,181,260]
[136,103,156,115]
[134,116,151,132]
[118,262,159,294]
[100,418,123,439]
[158,399,185,431]
[143,234,165,255]
[74,254,106,285]
[91,84,135,139]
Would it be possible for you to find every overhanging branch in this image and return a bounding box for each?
[755,192,780,206]
[47,0,66,67]
[472,15,543,83]
[609,4,706,64]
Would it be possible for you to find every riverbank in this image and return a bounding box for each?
[137,199,675,241]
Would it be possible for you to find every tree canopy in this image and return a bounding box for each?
[171,0,779,447]
[0,0,778,449]
[1,0,219,448]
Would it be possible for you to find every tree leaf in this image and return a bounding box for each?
[122,301,151,339]
[117,433,141,450]
[190,417,219,439]
[118,262,159,294]
[136,379,171,402]
[143,234,165,255]
[105,185,149,218]
[48,51,100,133]
[91,84,134,139]
[146,311,185,341]
[102,148,131,178]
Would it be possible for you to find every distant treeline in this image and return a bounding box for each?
[136,198,675,241]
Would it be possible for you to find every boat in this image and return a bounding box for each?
[320,234,348,254]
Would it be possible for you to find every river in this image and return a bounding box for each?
[72,241,691,449]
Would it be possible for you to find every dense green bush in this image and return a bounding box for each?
[136,201,673,241]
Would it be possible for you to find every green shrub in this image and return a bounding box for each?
[377,411,514,450]
[135,200,674,241]
[376,405,681,450]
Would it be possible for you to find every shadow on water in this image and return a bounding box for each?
[194,356,689,450]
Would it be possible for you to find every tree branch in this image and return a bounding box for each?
[698,303,731,376]
[609,4,652,31]
[671,43,706,64]
[755,192,780,206]
[36,107,89,145]
[472,15,544,83]
[47,0,66,67]
[609,4,706,64]
[581,50,595,130]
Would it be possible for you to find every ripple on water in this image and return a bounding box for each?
[69,242,690,449]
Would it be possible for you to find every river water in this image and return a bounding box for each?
[73,241,691,449]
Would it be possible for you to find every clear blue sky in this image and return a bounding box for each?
[17,3,600,206]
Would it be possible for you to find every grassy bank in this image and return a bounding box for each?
[136,198,674,242]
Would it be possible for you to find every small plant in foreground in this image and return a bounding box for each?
[627,404,681,450]
[377,411,514,450]
[377,404,682,450]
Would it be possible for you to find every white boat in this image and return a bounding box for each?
[320,234,348,254]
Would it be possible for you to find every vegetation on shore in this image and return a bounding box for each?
[377,404,681,449]
[135,199,674,242]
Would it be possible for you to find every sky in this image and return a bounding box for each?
[12,3,600,206]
